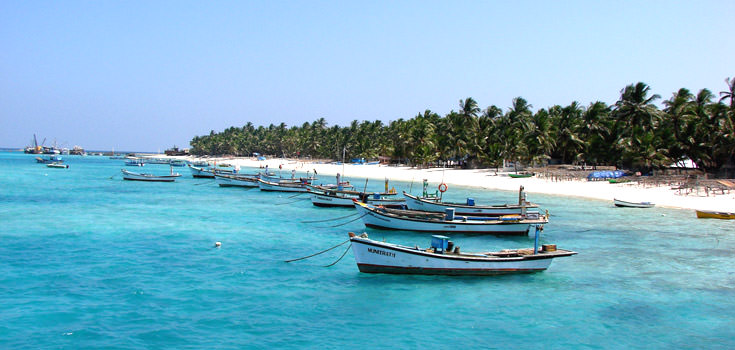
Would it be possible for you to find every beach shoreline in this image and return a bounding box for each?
[164,154,735,212]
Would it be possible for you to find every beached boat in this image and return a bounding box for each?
[353,200,548,235]
[215,173,260,187]
[309,189,405,208]
[258,178,310,192]
[121,169,181,182]
[47,162,69,169]
[508,172,534,178]
[349,232,576,275]
[613,198,655,208]
[403,186,539,216]
[695,210,735,220]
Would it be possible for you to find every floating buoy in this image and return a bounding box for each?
[214,241,221,248]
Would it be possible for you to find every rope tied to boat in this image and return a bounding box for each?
[316,213,367,228]
[324,245,351,267]
[301,212,359,223]
[284,239,350,263]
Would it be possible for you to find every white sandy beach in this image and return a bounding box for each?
[170,155,735,213]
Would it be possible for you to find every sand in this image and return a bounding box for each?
[173,155,735,212]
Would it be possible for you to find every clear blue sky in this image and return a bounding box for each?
[1,1,733,152]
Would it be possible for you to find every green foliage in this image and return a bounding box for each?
[190,78,735,174]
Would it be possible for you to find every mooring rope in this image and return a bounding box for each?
[317,213,367,228]
[324,244,351,267]
[275,197,311,205]
[301,212,359,223]
[284,239,350,263]
[194,180,215,186]
[287,192,306,199]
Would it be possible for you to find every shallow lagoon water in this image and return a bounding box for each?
[1,152,733,349]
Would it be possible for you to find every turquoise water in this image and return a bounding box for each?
[1,151,733,349]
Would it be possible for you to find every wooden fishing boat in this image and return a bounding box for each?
[47,162,69,169]
[258,178,310,192]
[309,189,405,208]
[508,172,534,178]
[353,200,548,235]
[613,198,655,208]
[121,169,181,182]
[695,210,735,220]
[349,232,576,275]
[260,173,316,184]
[215,173,259,187]
[402,186,539,216]
[187,164,238,178]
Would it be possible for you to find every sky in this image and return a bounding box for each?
[1,1,733,152]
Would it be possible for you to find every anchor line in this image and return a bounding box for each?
[284,239,350,263]
[324,245,351,267]
[301,212,359,224]
[318,213,367,228]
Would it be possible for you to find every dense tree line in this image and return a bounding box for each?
[190,79,735,175]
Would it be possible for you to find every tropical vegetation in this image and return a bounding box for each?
[190,78,735,176]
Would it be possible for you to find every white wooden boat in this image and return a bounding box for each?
[402,186,539,216]
[121,169,181,182]
[215,173,259,187]
[353,201,548,235]
[260,173,316,184]
[188,164,238,178]
[47,162,69,169]
[349,232,576,275]
[258,178,310,192]
[36,155,62,163]
[309,190,405,208]
[613,198,655,208]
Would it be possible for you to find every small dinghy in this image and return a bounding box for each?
[47,162,69,169]
[613,198,655,208]
[348,230,576,275]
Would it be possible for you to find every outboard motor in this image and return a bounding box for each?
[466,198,475,206]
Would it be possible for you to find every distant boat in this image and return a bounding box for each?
[47,162,69,169]
[169,159,187,167]
[508,172,534,178]
[348,232,576,275]
[215,173,259,187]
[258,178,310,192]
[613,198,655,208]
[35,155,62,164]
[308,188,405,208]
[403,186,539,216]
[353,200,549,235]
[125,158,145,167]
[695,210,735,220]
[188,164,237,178]
[121,169,181,182]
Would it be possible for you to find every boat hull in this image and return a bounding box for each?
[403,192,538,216]
[695,210,735,219]
[350,237,571,275]
[354,202,545,235]
[215,174,259,187]
[258,179,309,192]
[121,169,181,182]
[310,192,405,208]
[613,199,655,208]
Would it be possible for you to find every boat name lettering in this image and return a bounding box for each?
[367,247,395,258]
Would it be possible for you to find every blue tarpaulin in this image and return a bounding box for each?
[587,170,624,180]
